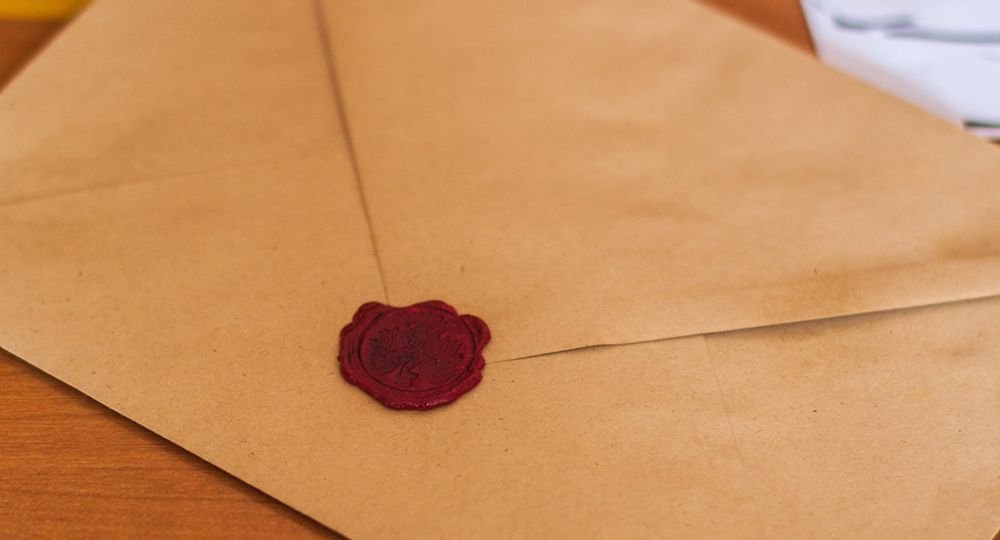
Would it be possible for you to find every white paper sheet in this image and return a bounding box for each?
[802,0,1000,139]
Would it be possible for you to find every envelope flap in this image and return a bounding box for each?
[321,0,1000,362]
[0,0,385,404]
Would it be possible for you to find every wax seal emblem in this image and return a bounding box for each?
[338,301,490,410]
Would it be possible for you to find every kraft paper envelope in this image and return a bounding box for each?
[0,0,997,538]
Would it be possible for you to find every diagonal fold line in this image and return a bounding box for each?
[488,293,1000,366]
[311,0,390,303]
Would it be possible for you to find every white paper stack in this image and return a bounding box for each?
[802,0,1000,139]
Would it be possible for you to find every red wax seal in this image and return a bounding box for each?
[338,301,490,410]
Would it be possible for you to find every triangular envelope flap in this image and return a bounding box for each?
[0,0,384,448]
[322,0,1000,362]
[0,0,340,204]
[0,0,387,344]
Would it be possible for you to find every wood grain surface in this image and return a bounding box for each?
[0,2,808,537]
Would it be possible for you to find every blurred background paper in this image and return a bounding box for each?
[802,0,1000,139]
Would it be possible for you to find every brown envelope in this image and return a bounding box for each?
[0,0,997,538]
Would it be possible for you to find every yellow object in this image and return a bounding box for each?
[0,0,88,19]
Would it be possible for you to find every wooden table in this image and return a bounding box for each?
[0,2,810,537]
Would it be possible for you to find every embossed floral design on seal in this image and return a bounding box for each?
[338,301,490,410]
